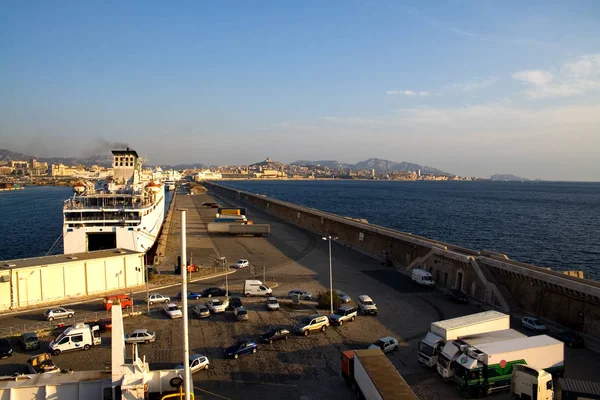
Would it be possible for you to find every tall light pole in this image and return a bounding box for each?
[178,209,191,400]
[322,235,338,315]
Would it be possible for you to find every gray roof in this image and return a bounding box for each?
[559,378,600,395]
[1,249,141,270]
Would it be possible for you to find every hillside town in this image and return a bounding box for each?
[0,155,477,184]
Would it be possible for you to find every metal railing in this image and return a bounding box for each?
[0,305,145,338]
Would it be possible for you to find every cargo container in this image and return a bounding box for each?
[452,335,564,397]
[341,348,419,400]
[218,207,246,216]
[207,223,270,236]
[418,311,510,367]
[437,329,526,380]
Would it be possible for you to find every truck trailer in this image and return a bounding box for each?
[342,349,419,400]
[557,378,600,400]
[207,223,270,236]
[452,335,564,398]
[437,329,526,380]
[418,310,510,367]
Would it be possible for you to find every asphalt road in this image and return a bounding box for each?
[0,190,597,400]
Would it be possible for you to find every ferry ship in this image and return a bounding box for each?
[62,148,165,254]
[195,169,222,181]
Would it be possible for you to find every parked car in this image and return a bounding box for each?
[177,291,202,301]
[335,290,352,303]
[288,290,313,300]
[207,298,229,314]
[0,338,13,359]
[192,304,210,319]
[521,316,548,333]
[97,318,112,332]
[329,306,358,326]
[148,293,170,305]
[227,297,243,310]
[233,259,249,269]
[293,314,329,336]
[549,331,584,347]
[266,297,280,311]
[356,295,378,316]
[176,354,210,373]
[19,332,40,351]
[202,287,229,298]
[163,303,183,319]
[446,289,468,304]
[224,339,257,359]
[43,307,75,321]
[368,336,399,353]
[234,306,249,321]
[124,329,156,344]
[260,327,290,344]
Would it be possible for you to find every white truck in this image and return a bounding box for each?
[452,335,564,398]
[48,323,101,356]
[243,280,272,296]
[510,364,554,400]
[341,348,419,400]
[437,329,526,380]
[418,310,510,367]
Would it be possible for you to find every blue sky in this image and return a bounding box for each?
[1,1,599,180]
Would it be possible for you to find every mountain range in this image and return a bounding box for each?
[291,158,452,175]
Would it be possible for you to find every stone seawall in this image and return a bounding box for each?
[205,182,600,338]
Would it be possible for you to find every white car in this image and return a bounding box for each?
[207,298,229,314]
[148,293,170,305]
[357,295,378,316]
[163,303,182,319]
[521,316,548,333]
[368,337,399,353]
[234,259,249,269]
[266,297,280,311]
[177,354,209,373]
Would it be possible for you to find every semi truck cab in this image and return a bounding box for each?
[418,332,444,367]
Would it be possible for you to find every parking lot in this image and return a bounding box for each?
[1,190,598,399]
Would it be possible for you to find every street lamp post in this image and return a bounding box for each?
[322,235,338,315]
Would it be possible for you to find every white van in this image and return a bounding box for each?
[244,280,272,297]
[48,323,101,356]
[412,269,435,287]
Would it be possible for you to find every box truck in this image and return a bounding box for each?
[510,364,554,400]
[418,310,510,367]
[437,329,526,380]
[452,335,564,398]
[341,348,419,400]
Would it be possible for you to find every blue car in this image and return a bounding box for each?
[224,339,258,359]
[177,291,202,301]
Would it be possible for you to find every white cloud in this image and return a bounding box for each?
[448,77,498,92]
[513,54,600,99]
[386,90,429,97]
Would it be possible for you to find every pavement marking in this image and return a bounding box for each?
[194,386,231,400]
[230,380,298,388]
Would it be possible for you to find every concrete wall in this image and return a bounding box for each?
[206,182,600,337]
[0,253,144,310]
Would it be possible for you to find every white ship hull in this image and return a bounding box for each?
[63,190,165,254]
[63,148,166,254]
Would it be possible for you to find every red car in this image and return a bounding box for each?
[97,318,112,332]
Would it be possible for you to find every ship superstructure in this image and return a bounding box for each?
[63,148,165,254]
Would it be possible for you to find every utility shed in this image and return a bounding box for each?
[354,349,418,399]
[0,249,144,310]
[558,378,600,400]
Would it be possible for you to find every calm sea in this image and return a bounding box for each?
[220,180,600,281]
[0,186,173,260]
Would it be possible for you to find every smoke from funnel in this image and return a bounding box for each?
[81,139,130,159]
